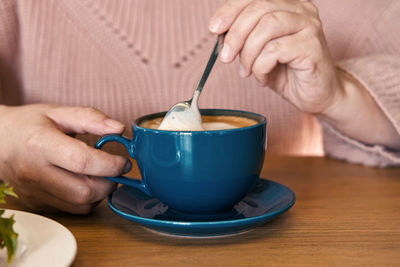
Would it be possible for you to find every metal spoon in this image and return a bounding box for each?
[159,34,225,130]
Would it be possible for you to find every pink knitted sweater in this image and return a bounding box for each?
[0,0,399,167]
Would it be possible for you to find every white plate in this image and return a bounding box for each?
[0,209,77,267]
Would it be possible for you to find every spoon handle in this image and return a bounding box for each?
[195,34,225,94]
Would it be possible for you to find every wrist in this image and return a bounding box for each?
[318,68,400,149]
[318,68,359,125]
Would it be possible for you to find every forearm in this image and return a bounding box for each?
[319,68,400,150]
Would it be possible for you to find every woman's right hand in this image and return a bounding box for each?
[0,104,131,214]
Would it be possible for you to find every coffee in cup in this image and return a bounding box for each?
[140,115,258,131]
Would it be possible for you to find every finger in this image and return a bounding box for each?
[263,64,287,90]
[46,106,125,135]
[27,129,131,176]
[251,31,316,84]
[209,0,252,33]
[220,1,308,63]
[239,11,308,76]
[210,0,318,34]
[29,165,117,205]
[86,175,118,202]
[17,186,94,214]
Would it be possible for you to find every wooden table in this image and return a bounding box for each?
[2,156,400,266]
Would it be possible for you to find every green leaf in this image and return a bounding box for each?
[0,215,18,262]
[0,183,17,203]
[0,183,19,262]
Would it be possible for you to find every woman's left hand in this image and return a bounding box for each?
[209,0,342,115]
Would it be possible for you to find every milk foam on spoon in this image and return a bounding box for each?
[158,107,203,131]
[158,91,204,131]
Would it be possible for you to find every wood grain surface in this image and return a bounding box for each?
[2,156,400,266]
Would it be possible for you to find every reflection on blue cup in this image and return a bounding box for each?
[95,109,266,215]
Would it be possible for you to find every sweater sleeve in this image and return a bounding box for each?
[319,1,400,167]
[321,55,400,167]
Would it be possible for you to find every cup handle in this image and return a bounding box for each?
[95,134,152,197]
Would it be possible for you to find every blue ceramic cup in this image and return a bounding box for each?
[95,109,266,215]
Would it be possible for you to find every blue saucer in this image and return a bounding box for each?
[108,179,295,237]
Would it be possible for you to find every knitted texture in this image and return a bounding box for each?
[0,0,399,166]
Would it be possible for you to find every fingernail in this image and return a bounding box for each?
[104,119,124,129]
[209,17,222,33]
[258,78,268,87]
[123,160,132,173]
[220,43,231,62]
[239,64,249,77]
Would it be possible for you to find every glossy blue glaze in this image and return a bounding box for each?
[96,109,266,214]
[108,179,295,237]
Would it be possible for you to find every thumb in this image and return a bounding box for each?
[46,106,125,135]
